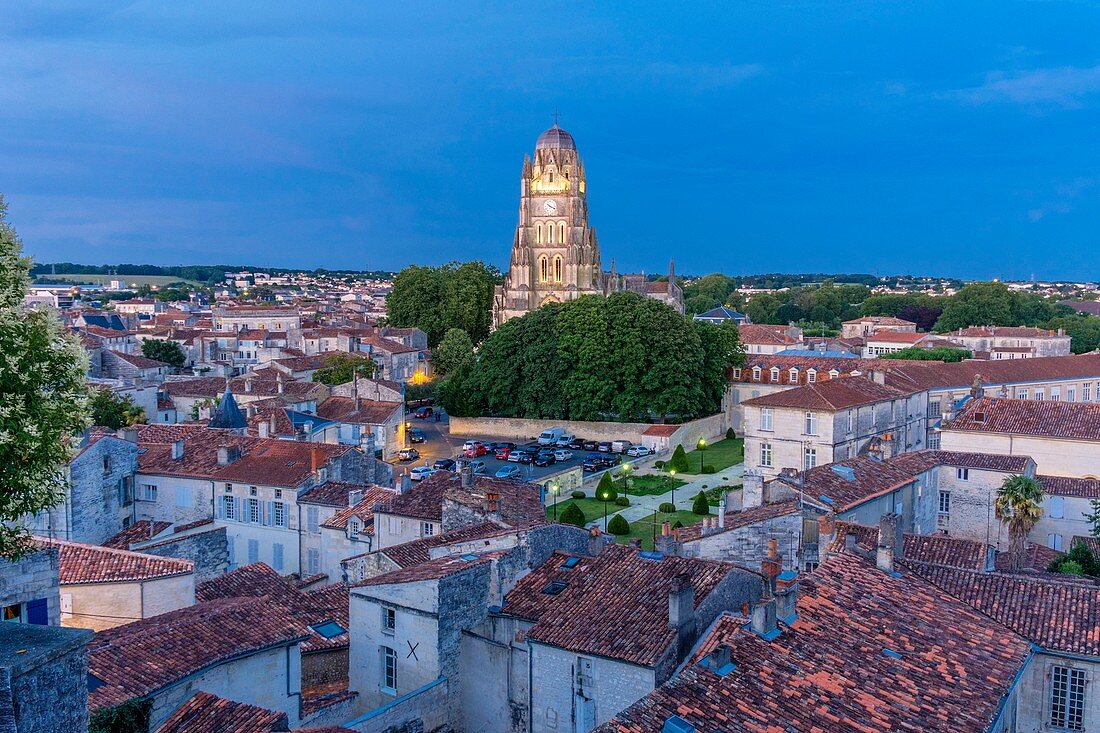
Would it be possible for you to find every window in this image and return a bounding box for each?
[1035,389,1045,401]
[1051,388,1061,401]
[220,495,237,521]
[760,408,773,431]
[804,412,817,436]
[553,255,563,283]
[249,486,258,496]
[732,368,742,379]
[348,519,361,537]
[536,223,543,243]
[770,368,780,383]
[307,507,320,532]
[538,256,549,282]
[1084,383,1092,401]
[382,606,396,634]
[760,442,773,468]
[1068,387,1076,402]
[789,368,799,382]
[272,543,284,571]
[1048,533,1064,551]
[1049,495,1065,519]
[807,369,816,383]
[421,522,435,537]
[272,501,287,528]
[956,468,969,481]
[828,370,840,378]
[247,498,261,524]
[275,489,282,499]
[247,539,259,564]
[752,367,762,381]
[118,478,133,507]
[382,646,398,694]
[307,548,320,575]
[847,410,854,433]
[140,484,157,502]
[803,448,817,470]
[1050,665,1086,730]
[224,483,233,493]
[3,603,22,622]
[558,221,566,244]
[102,455,111,474]
[929,399,941,417]
[938,491,951,515]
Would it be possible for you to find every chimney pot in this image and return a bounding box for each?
[750,598,778,638]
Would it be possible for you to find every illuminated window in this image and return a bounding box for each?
[553,256,563,283]
[558,221,566,243]
[539,256,549,283]
[536,223,543,243]
[548,222,555,244]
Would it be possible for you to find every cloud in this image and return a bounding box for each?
[949,65,1100,108]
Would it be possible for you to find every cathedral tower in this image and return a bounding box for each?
[492,123,605,327]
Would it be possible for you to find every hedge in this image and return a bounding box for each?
[559,503,586,527]
[607,514,630,535]
[614,496,630,507]
[570,490,586,500]
[692,491,710,515]
[725,427,736,440]
[658,502,677,513]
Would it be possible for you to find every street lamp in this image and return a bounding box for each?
[599,488,610,530]
[697,437,707,473]
[550,483,560,521]
[669,469,677,508]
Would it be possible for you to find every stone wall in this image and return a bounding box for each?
[0,547,61,627]
[437,566,492,729]
[678,512,808,571]
[66,436,139,545]
[0,623,93,733]
[344,677,451,733]
[132,526,229,583]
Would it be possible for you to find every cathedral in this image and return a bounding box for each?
[492,123,684,327]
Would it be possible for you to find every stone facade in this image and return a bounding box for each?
[0,623,93,733]
[131,525,230,583]
[0,547,61,627]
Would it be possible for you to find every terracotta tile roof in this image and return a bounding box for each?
[379,471,547,528]
[734,354,903,385]
[299,481,391,507]
[379,522,514,567]
[135,424,352,488]
[832,521,993,571]
[511,546,744,667]
[945,396,1100,441]
[106,349,170,369]
[156,691,287,733]
[738,324,800,345]
[866,331,929,344]
[598,551,1032,733]
[102,521,172,549]
[641,424,679,437]
[952,326,1061,338]
[362,335,419,354]
[195,562,299,603]
[319,488,398,531]
[674,500,801,543]
[316,396,402,425]
[885,449,1032,475]
[88,598,308,709]
[906,561,1100,656]
[780,457,918,512]
[1040,474,1100,498]
[742,375,914,411]
[880,353,1100,392]
[273,351,367,371]
[44,538,193,585]
[163,376,327,401]
[353,551,501,587]
[843,316,916,326]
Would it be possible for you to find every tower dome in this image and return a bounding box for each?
[535,123,576,150]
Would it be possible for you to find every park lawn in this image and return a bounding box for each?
[679,438,744,475]
[614,510,707,551]
[614,473,686,496]
[546,497,621,524]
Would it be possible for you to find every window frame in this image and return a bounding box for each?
[1049,665,1086,730]
[382,646,398,695]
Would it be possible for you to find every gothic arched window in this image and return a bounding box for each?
[558,221,566,244]
[538,255,549,283]
[536,223,543,244]
[553,255,563,283]
[548,223,555,244]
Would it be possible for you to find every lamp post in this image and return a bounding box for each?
[551,483,560,521]
[669,469,677,508]
[697,437,707,473]
[599,488,610,530]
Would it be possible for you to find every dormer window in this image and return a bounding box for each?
[789,368,799,382]
[807,369,817,383]
[770,368,780,383]
[752,367,762,381]
[828,370,840,379]
[348,519,360,537]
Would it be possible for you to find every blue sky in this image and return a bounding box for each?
[2,1,1099,280]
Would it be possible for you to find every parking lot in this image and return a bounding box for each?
[394,417,649,483]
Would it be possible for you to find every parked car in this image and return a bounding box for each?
[488,441,517,452]
[462,440,481,452]
[582,440,599,452]
[533,451,556,467]
[596,441,612,453]
[555,433,576,447]
[582,455,605,472]
[538,427,566,446]
[413,406,433,419]
[553,449,574,461]
[508,450,534,464]
[398,448,420,462]
[568,438,586,451]
[495,465,522,479]
[433,458,456,471]
[626,444,651,457]
[410,465,436,480]
[494,447,514,460]
[409,428,426,443]
[464,442,488,458]
[611,440,633,454]
[599,453,620,468]
[468,460,487,474]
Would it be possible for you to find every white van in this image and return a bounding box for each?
[611,439,633,454]
[538,427,566,446]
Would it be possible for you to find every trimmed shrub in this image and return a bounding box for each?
[672,520,684,529]
[559,502,586,527]
[653,460,665,469]
[668,444,690,473]
[725,427,736,440]
[701,464,716,474]
[596,472,618,502]
[570,490,586,500]
[607,514,630,535]
[692,491,710,515]
[614,496,630,507]
[658,502,677,513]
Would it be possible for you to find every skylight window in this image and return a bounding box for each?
[561,556,580,569]
[310,620,347,639]
[541,580,568,596]
[460,553,478,561]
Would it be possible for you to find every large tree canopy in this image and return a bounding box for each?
[141,338,186,368]
[440,292,744,422]
[385,261,500,346]
[0,195,91,559]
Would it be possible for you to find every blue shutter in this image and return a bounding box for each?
[26,598,48,625]
[216,497,225,519]
[272,543,284,571]
[264,501,274,526]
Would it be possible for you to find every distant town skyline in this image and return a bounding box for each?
[4,2,1100,280]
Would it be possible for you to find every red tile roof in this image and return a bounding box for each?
[598,551,1032,733]
[44,538,193,585]
[1039,475,1100,498]
[88,598,308,709]
[832,521,992,571]
[298,481,392,508]
[102,521,172,550]
[106,349,171,369]
[843,316,916,326]
[353,551,501,587]
[316,396,402,425]
[379,471,547,528]
[510,546,744,667]
[885,449,1033,474]
[379,522,515,567]
[738,324,800,345]
[742,375,914,411]
[779,457,918,512]
[320,488,398,531]
[952,326,1062,338]
[156,691,287,733]
[866,331,929,344]
[945,396,1100,441]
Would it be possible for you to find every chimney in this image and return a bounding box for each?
[459,465,474,489]
[716,494,727,529]
[877,512,903,574]
[116,427,138,444]
[750,598,778,639]
[587,526,609,557]
[217,444,240,466]
[742,469,764,509]
[702,644,733,674]
[969,374,985,400]
[870,369,886,385]
[348,488,364,507]
[668,573,694,631]
[817,514,837,565]
[760,538,783,593]
[277,372,285,394]
[171,439,185,460]
[775,570,799,623]
[258,420,270,438]
[484,491,500,516]
[311,445,322,473]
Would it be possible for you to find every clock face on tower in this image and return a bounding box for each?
[544,199,558,214]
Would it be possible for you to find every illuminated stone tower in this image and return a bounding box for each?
[492,123,605,327]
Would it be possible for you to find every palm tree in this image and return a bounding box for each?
[994,475,1045,571]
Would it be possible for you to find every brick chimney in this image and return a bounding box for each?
[310,445,322,473]
[750,598,778,639]
[760,538,783,594]
[171,440,185,461]
[484,491,500,517]
[876,513,903,573]
[459,465,474,489]
[716,493,727,529]
[668,573,694,631]
[587,526,609,557]
[244,376,252,393]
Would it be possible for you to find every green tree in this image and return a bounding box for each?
[994,475,1045,572]
[694,320,746,413]
[596,472,618,503]
[1047,539,1098,577]
[141,338,186,368]
[607,514,630,535]
[668,445,690,473]
[744,292,781,325]
[934,283,1018,332]
[1085,498,1100,538]
[432,328,475,377]
[312,353,376,385]
[386,261,500,346]
[0,195,91,559]
[878,347,972,362]
[90,389,146,429]
[691,491,710,515]
[559,502,586,528]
